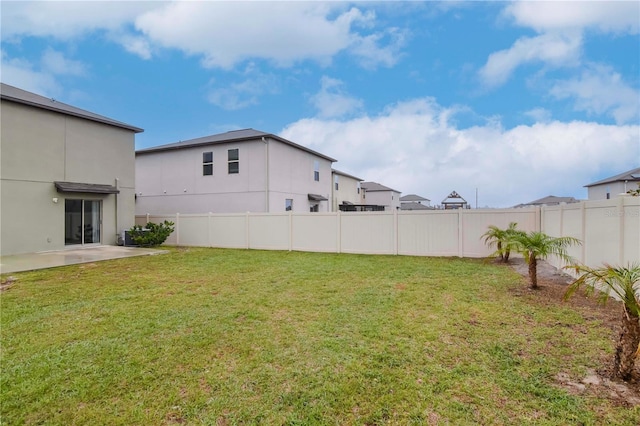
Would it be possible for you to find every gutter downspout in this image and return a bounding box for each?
[115,177,120,245]
[262,137,269,212]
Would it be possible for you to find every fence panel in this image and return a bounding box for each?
[209,214,248,249]
[397,211,459,256]
[292,213,338,253]
[248,214,290,250]
[340,212,395,254]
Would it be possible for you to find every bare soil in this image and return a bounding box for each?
[506,258,640,406]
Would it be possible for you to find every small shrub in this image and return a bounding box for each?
[128,221,175,247]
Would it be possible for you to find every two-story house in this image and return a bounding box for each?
[1,83,143,256]
[584,167,640,200]
[360,182,401,211]
[135,129,336,214]
[331,169,364,212]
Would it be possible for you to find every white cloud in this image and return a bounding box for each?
[135,2,402,69]
[207,65,279,111]
[0,52,60,97]
[524,108,552,123]
[41,49,86,76]
[0,1,155,40]
[310,76,363,118]
[480,1,639,89]
[479,32,582,87]
[505,1,640,34]
[281,98,639,207]
[550,64,640,125]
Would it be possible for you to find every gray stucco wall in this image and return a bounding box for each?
[1,101,137,256]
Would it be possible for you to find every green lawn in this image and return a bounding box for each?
[1,248,637,425]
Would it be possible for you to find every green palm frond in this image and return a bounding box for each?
[564,263,640,317]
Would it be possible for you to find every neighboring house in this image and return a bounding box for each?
[135,129,336,214]
[513,195,580,208]
[360,182,401,211]
[400,194,431,210]
[0,83,143,256]
[584,167,640,200]
[331,169,364,212]
[441,190,469,209]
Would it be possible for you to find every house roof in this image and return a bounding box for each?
[400,194,430,202]
[442,190,467,204]
[136,128,337,162]
[400,201,432,210]
[0,83,143,133]
[332,169,363,181]
[513,195,579,208]
[584,167,640,187]
[360,181,401,193]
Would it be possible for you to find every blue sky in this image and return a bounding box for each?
[2,1,639,207]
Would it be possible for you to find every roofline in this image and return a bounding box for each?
[1,83,143,133]
[584,167,640,187]
[332,169,363,181]
[136,131,336,162]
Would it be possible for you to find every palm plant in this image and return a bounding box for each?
[482,222,520,263]
[564,263,640,381]
[510,231,580,289]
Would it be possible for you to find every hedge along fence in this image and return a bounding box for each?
[136,207,540,258]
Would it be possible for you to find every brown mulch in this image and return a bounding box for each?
[505,258,640,406]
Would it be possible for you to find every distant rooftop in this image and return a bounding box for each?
[360,181,401,193]
[0,82,143,133]
[442,190,467,204]
[584,167,640,187]
[136,128,336,162]
[400,194,430,202]
[513,195,580,208]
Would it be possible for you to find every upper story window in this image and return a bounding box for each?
[203,152,213,176]
[314,160,319,181]
[285,199,293,211]
[228,149,239,174]
[334,175,339,190]
[357,182,361,194]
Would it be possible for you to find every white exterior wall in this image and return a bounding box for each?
[587,182,633,200]
[364,190,401,211]
[331,172,362,211]
[135,138,333,214]
[1,101,137,256]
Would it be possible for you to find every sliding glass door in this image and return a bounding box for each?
[65,199,101,245]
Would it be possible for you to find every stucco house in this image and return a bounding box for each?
[135,129,336,214]
[584,167,640,200]
[400,194,431,210]
[360,182,401,211]
[331,169,364,211]
[0,83,143,256]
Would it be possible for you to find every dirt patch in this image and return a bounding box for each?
[506,258,640,406]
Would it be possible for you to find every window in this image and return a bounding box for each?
[314,160,319,181]
[334,175,339,191]
[285,199,293,211]
[310,204,319,212]
[203,152,213,176]
[228,149,239,174]
[357,182,361,194]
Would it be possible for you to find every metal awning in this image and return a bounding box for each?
[54,181,119,194]
[308,193,328,201]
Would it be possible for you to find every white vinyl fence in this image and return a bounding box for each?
[136,197,640,269]
[136,208,540,258]
[541,197,640,269]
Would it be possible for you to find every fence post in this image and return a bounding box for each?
[580,202,586,264]
[289,210,293,252]
[208,212,212,247]
[146,213,150,223]
[458,208,463,258]
[618,196,625,265]
[245,212,250,249]
[175,213,180,246]
[393,209,399,255]
[337,210,342,254]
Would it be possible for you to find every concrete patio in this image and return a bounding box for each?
[0,245,168,274]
